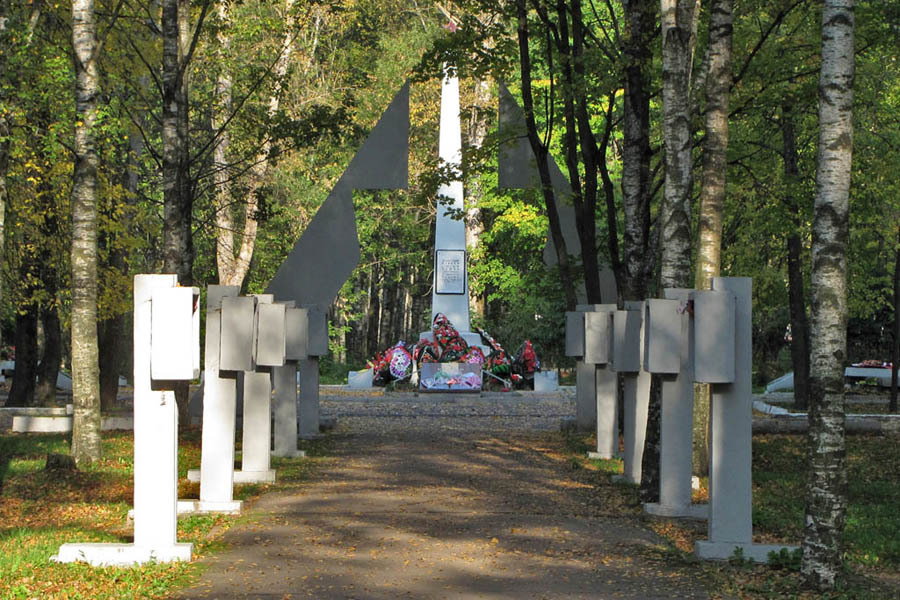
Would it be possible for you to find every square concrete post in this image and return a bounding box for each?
[273,362,304,457]
[235,371,276,483]
[298,358,320,439]
[574,361,596,431]
[620,369,651,483]
[695,277,797,562]
[298,308,327,439]
[645,289,705,518]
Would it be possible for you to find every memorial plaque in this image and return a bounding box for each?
[612,309,642,373]
[693,290,736,383]
[207,285,240,311]
[285,308,309,360]
[255,303,287,367]
[220,296,256,372]
[150,286,200,381]
[584,311,612,365]
[435,249,466,295]
[565,311,585,357]
[643,299,681,374]
[306,308,329,357]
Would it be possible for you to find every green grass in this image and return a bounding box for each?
[0,428,331,599]
[557,429,900,598]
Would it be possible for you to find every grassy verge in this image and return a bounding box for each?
[560,430,900,599]
[0,428,330,599]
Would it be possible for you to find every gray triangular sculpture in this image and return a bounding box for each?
[266,83,410,308]
[497,82,616,303]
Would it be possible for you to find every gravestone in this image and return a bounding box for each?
[273,303,307,458]
[299,307,328,438]
[644,289,705,518]
[566,304,617,451]
[233,295,283,484]
[54,275,197,565]
[180,285,243,515]
[694,278,798,562]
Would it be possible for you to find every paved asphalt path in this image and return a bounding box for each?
[176,394,708,599]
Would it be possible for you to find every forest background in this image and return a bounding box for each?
[2,0,897,403]
[0,0,895,590]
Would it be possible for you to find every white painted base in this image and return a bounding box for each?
[176,499,242,515]
[232,469,276,483]
[586,451,614,460]
[52,542,193,566]
[644,502,708,520]
[695,541,800,563]
[272,449,306,458]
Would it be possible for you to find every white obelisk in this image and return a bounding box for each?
[428,68,479,346]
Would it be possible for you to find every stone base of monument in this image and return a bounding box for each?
[233,469,276,483]
[273,448,307,458]
[176,500,243,515]
[610,474,639,484]
[695,541,799,563]
[52,542,193,567]
[644,502,708,520]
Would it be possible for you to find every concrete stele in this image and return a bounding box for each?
[431,69,469,332]
[194,285,242,514]
[235,371,276,483]
[695,277,798,562]
[54,274,193,566]
[645,289,705,519]
[273,362,305,458]
[298,357,321,439]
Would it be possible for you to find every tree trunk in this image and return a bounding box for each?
[98,315,124,411]
[70,0,102,466]
[515,0,577,310]
[659,0,699,291]
[892,225,899,413]
[802,0,854,590]
[7,309,38,407]
[35,305,61,406]
[621,0,657,303]
[466,77,490,318]
[782,102,811,411]
[642,0,700,500]
[691,0,732,478]
[162,0,192,287]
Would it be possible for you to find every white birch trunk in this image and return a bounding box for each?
[802,0,855,590]
[659,0,700,289]
[70,0,102,465]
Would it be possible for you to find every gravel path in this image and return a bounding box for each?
[177,392,708,599]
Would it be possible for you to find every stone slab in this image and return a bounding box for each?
[232,469,276,484]
[644,502,708,520]
[695,541,800,563]
[53,542,193,567]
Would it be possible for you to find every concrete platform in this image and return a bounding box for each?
[233,469,276,484]
[53,542,193,566]
[644,502,708,520]
[695,540,799,563]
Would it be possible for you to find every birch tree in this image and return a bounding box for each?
[802,0,854,589]
[659,0,700,289]
[642,0,699,500]
[70,0,102,465]
[215,0,297,288]
[620,0,658,302]
[693,0,733,475]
